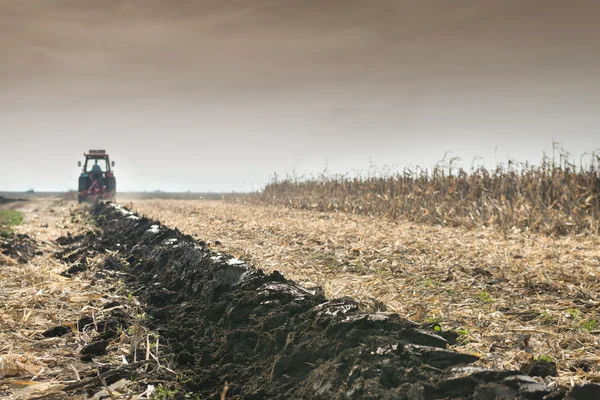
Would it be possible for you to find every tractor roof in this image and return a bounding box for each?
[85,150,109,158]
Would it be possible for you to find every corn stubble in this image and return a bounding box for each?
[248,149,600,236]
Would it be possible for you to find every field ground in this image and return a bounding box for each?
[0,197,166,399]
[1,197,84,398]
[1,194,600,397]
[124,196,600,386]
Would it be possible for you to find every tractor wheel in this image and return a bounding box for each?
[78,176,89,192]
[78,176,89,204]
[106,177,116,202]
[105,177,116,192]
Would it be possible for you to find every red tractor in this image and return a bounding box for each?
[77,150,117,203]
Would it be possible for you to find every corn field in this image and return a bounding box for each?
[242,149,600,235]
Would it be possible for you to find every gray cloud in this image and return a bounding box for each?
[1,1,599,191]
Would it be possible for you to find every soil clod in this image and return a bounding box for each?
[525,359,559,378]
[42,325,72,338]
[60,262,88,276]
[1,233,38,263]
[563,384,600,399]
[77,315,94,331]
[81,340,110,356]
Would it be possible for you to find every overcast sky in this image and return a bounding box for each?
[1,0,599,192]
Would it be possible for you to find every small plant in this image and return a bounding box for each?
[426,318,442,332]
[375,267,392,277]
[537,354,554,363]
[455,328,470,344]
[154,384,179,400]
[568,308,580,320]
[176,373,193,384]
[422,278,434,288]
[580,318,599,332]
[135,312,147,321]
[539,310,556,325]
[427,314,446,327]
[478,291,494,304]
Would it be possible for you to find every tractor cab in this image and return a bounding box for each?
[77,150,117,203]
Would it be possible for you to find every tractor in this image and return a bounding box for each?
[77,150,117,203]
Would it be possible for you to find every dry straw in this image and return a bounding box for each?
[242,146,600,236]
[0,200,164,399]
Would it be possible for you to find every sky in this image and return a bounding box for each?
[1,0,599,192]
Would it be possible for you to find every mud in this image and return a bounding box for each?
[55,202,600,399]
[1,233,39,263]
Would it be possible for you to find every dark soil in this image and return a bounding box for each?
[76,308,133,363]
[1,233,39,263]
[54,230,105,275]
[55,202,600,399]
[80,340,110,356]
[0,196,27,205]
[525,360,559,379]
[42,325,72,338]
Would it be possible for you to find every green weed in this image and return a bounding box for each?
[539,310,557,325]
[154,384,179,400]
[0,210,24,237]
[455,328,470,344]
[580,318,599,332]
[568,308,580,320]
[478,291,494,304]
